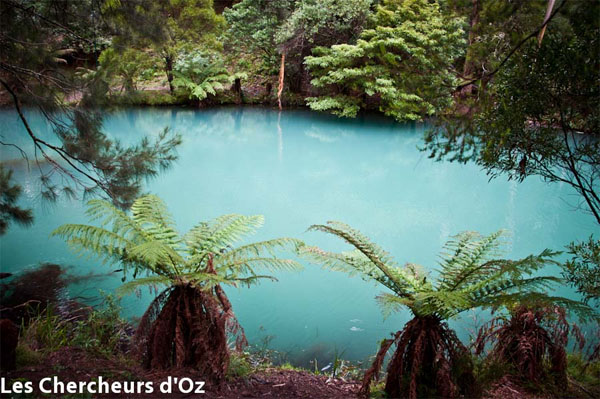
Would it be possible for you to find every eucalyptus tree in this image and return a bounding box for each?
[301,222,593,399]
[52,195,304,383]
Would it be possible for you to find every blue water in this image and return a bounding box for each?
[0,106,597,365]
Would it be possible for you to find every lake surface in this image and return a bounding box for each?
[1,106,598,366]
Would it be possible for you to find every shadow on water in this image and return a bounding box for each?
[0,263,113,323]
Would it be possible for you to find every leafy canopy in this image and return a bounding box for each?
[52,195,304,295]
[301,221,595,320]
[304,0,466,121]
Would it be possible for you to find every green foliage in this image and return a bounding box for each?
[172,50,244,100]
[424,2,600,223]
[103,0,226,92]
[19,305,70,353]
[15,343,42,368]
[224,0,295,72]
[305,0,466,121]
[276,0,372,52]
[0,165,33,235]
[227,352,253,379]
[302,222,594,320]
[98,47,154,92]
[567,352,600,389]
[52,195,304,294]
[18,297,128,357]
[0,0,182,214]
[563,237,600,306]
[70,294,128,355]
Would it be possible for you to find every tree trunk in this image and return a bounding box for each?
[463,0,481,78]
[538,0,556,47]
[143,285,229,385]
[277,53,285,110]
[165,55,174,94]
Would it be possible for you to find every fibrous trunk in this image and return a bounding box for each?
[136,284,230,385]
[361,316,476,399]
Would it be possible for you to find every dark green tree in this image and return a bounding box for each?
[224,0,295,73]
[424,1,599,224]
[103,0,225,93]
[563,237,600,306]
[0,165,33,235]
[0,0,182,222]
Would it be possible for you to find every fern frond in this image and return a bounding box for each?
[127,241,184,275]
[437,230,508,291]
[116,275,174,296]
[185,214,264,256]
[376,292,414,319]
[307,222,422,295]
[300,246,414,295]
[85,199,149,242]
[131,195,182,248]
[215,257,303,274]
[217,237,305,261]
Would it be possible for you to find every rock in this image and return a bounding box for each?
[0,318,19,370]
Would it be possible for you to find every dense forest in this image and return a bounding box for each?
[0,0,599,398]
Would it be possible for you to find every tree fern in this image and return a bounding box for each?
[301,221,595,320]
[52,195,303,293]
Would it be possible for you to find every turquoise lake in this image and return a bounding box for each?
[1,106,598,366]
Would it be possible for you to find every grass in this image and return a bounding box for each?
[17,295,129,358]
[227,352,253,380]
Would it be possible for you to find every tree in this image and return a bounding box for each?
[304,0,466,121]
[424,1,600,224]
[171,49,244,101]
[475,305,584,390]
[0,0,182,215]
[0,165,33,235]
[275,0,373,93]
[224,0,295,73]
[562,237,600,306]
[224,0,373,93]
[103,0,225,93]
[301,222,592,399]
[97,47,154,93]
[52,195,303,383]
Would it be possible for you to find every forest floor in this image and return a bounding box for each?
[4,347,597,399]
[3,347,362,398]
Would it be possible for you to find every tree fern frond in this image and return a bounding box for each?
[127,241,184,275]
[85,199,149,242]
[116,275,174,296]
[376,292,414,319]
[217,237,305,261]
[437,230,508,291]
[185,214,264,255]
[131,195,182,248]
[215,257,303,274]
[412,290,472,319]
[300,246,415,295]
[484,292,599,322]
[307,222,422,294]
